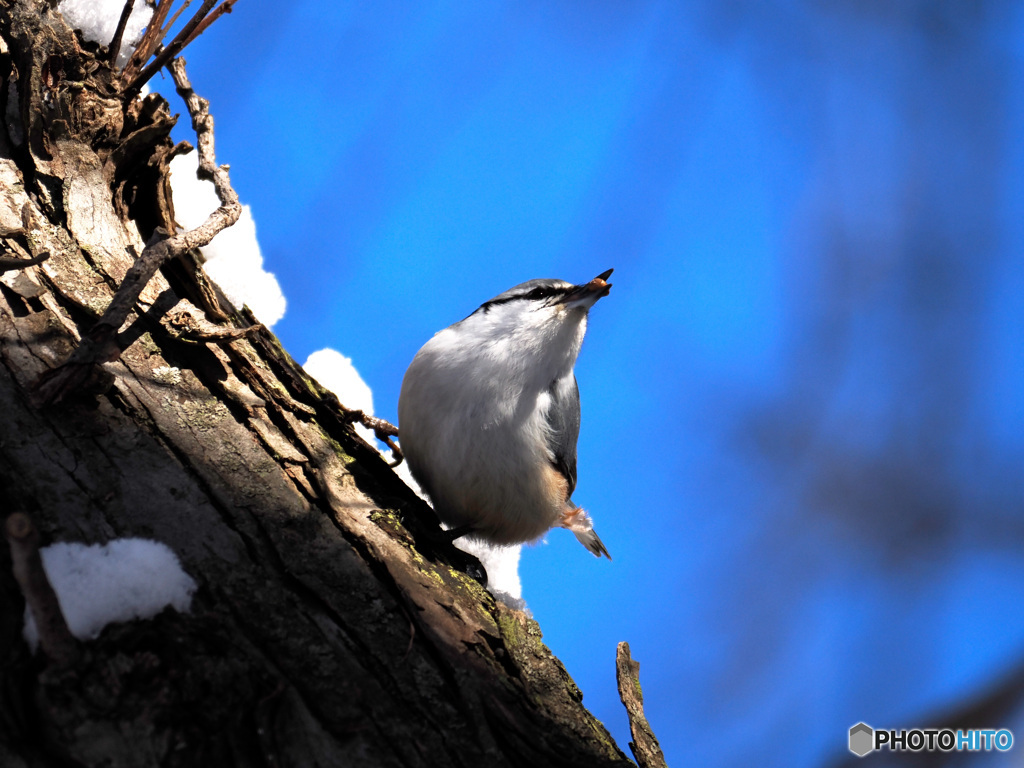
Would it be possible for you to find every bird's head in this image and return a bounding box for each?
[447,270,613,372]
[471,269,613,322]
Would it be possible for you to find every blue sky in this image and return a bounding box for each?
[155,2,1024,765]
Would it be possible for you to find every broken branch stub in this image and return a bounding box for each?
[616,641,668,768]
[5,513,79,667]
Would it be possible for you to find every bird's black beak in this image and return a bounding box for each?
[557,269,613,306]
[590,268,613,295]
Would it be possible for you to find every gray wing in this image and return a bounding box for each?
[546,373,581,496]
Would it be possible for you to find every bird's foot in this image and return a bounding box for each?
[441,524,476,543]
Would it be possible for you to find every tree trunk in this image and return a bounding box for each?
[0,2,634,766]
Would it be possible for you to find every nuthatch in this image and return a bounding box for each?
[398,270,613,558]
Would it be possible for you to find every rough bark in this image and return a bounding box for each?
[615,642,667,768]
[0,2,634,766]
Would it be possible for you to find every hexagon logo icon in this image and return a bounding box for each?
[849,723,874,757]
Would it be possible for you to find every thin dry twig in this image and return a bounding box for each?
[177,0,238,49]
[162,0,192,37]
[0,251,49,274]
[124,0,219,95]
[616,641,668,768]
[107,0,136,66]
[35,58,241,405]
[123,0,174,80]
[346,410,403,466]
[6,513,79,667]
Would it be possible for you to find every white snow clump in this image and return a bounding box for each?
[23,538,197,650]
[57,0,154,68]
[169,152,286,327]
[303,349,376,446]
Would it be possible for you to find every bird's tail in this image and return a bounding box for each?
[560,504,611,560]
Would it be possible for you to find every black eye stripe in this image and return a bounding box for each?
[529,287,558,300]
[477,286,565,313]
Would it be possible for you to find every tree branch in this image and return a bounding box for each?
[35,57,241,405]
[0,251,48,274]
[177,0,238,50]
[347,410,404,465]
[616,641,668,768]
[124,0,223,96]
[107,0,135,66]
[161,0,193,38]
[122,0,174,80]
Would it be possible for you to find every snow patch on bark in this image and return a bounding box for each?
[23,539,197,650]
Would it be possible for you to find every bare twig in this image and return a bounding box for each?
[615,642,667,768]
[35,58,241,405]
[120,0,240,96]
[178,0,237,49]
[124,0,218,95]
[122,0,174,81]
[5,513,79,666]
[346,410,404,466]
[0,251,48,274]
[162,0,192,37]
[107,0,136,66]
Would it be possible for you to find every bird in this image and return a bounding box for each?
[397,269,613,559]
